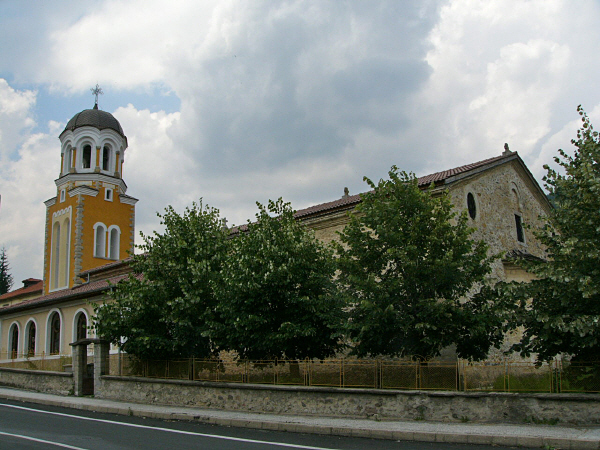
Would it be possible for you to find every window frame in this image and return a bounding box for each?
[93,222,107,258]
[82,144,92,169]
[48,311,61,355]
[515,213,525,243]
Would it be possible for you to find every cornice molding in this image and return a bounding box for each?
[56,172,128,193]
[118,194,138,205]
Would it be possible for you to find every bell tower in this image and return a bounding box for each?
[43,91,137,294]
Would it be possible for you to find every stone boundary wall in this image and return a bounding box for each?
[98,375,600,425]
[0,367,73,395]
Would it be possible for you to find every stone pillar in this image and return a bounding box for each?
[92,339,110,397]
[70,340,88,397]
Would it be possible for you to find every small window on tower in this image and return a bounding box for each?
[105,188,113,201]
[60,189,66,203]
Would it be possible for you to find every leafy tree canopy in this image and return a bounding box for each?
[0,247,14,296]
[506,106,600,362]
[94,200,228,359]
[335,167,501,360]
[215,198,345,361]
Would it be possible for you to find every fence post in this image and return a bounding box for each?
[92,339,110,396]
[305,358,309,386]
[553,359,561,393]
[70,340,87,396]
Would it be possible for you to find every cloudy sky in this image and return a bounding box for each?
[1,0,599,286]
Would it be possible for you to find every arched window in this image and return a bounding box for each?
[102,145,111,171]
[94,223,107,258]
[26,321,36,357]
[9,323,19,359]
[108,225,120,260]
[49,312,61,355]
[52,222,61,289]
[82,144,92,169]
[76,313,87,341]
[63,218,71,287]
[63,145,72,174]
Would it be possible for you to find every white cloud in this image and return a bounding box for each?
[0,89,57,284]
[42,0,221,91]
[0,80,37,161]
[4,0,600,287]
[418,0,600,173]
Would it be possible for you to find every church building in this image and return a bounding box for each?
[0,99,551,365]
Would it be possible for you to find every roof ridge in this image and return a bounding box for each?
[295,152,515,219]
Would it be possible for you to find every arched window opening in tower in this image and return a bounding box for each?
[82,144,92,169]
[62,219,71,288]
[108,226,120,260]
[52,222,61,289]
[94,224,106,258]
[64,146,72,173]
[102,145,111,171]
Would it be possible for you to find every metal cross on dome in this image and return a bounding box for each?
[90,84,103,108]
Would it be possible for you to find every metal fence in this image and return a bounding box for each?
[108,355,600,393]
[3,350,598,393]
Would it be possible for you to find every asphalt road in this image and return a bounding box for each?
[0,399,517,450]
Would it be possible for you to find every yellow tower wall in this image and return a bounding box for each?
[43,183,135,293]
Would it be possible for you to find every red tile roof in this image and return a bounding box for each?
[0,279,43,301]
[0,273,141,315]
[295,153,514,219]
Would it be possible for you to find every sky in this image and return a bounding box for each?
[1,0,600,287]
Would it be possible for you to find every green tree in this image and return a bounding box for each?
[507,106,600,362]
[335,167,501,360]
[94,200,228,359]
[215,198,344,361]
[0,247,14,295]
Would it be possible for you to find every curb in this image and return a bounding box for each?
[0,390,598,449]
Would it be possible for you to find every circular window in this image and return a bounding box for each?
[467,192,477,220]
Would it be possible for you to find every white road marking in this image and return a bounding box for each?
[0,430,89,449]
[0,403,341,450]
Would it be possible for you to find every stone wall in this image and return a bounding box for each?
[0,367,73,395]
[97,376,600,425]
